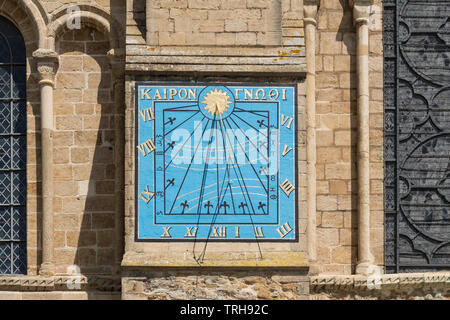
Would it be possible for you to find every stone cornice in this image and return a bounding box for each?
[311,272,450,291]
[125,46,306,75]
[0,275,121,292]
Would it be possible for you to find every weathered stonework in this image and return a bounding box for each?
[123,269,309,300]
[311,272,450,300]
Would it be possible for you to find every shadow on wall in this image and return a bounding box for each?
[133,0,146,39]
[336,0,359,272]
[52,25,121,276]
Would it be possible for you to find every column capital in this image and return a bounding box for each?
[303,0,319,26]
[33,49,58,87]
[349,0,373,25]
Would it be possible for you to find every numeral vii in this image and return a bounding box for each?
[139,107,154,122]
[137,138,155,156]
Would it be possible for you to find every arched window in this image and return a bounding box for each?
[0,16,27,275]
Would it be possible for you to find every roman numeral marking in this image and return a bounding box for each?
[280,178,295,197]
[139,185,154,204]
[139,107,154,122]
[161,227,172,238]
[282,144,292,157]
[211,226,226,238]
[277,222,293,238]
[254,226,264,238]
[184,227,198,238]
[281,114,294,129]
[137,138,155,156]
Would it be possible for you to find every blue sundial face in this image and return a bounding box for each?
[136,84,297,241]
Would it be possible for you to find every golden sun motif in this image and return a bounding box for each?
[201,88,231,117]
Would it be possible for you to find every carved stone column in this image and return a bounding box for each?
[304,0,319,275]
[349,0,375,275]
[33,49,58,276]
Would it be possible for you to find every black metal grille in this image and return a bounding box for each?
[0,16,27,275]
[384,0,450,273]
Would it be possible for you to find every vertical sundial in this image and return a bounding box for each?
[136,84,297,241]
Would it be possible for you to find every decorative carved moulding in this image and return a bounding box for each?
[310,272,450,291]
[0,276,121,292]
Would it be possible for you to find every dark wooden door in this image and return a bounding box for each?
[384,0,450,273]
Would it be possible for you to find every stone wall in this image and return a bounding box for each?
[126,0,306,73]
[314,0,384,274]
[52,26,119,275]
[122,269,309,300]
[146,0,282,46]
[128,0,304,47]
